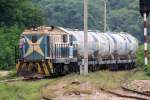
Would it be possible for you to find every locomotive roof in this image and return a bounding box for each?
[22,26,73,35]
[22,26,131,35]
[22,26,53,35]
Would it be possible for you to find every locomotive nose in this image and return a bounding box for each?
[23,35,46,60]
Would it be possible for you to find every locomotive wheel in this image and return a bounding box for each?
[109,64,118,71]
[91,65,94,72]
[69,63,73,73]
[63,64,69,74]
[124,63,128,70]
[128,63,132,70]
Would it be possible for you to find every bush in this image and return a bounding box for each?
[145,67,150,76]
[0,25,22,70]
[136,45,150,75]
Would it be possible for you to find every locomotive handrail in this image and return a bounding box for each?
[54,43,78,59]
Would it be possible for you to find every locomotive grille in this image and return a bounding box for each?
[52,43,78,59]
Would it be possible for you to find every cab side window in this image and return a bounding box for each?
[62,35,67,43]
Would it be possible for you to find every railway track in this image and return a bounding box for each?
[0,77,25,83]
[0,77,45,83]
[100,88,150,100]
[41,70,150,100]
[121,69,150,96]
[100,69,150,100]
[121,86,150,97]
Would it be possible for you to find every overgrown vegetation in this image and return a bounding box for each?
[136,45,150,75]
[0,0,44,69]
[0,79,56,100]
[0,71,149,100]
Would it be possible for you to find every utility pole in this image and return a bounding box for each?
[83,0,88,75]
[104,0,107,32]
[139,0,150,66]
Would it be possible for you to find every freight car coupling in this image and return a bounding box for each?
[15,26,138,78]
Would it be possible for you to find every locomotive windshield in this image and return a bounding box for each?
[31,35,38,43]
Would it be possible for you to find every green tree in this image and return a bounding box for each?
[0,0,44,27]
[34,0,144,40]
[0,25,21,69]
[0,0,44,69]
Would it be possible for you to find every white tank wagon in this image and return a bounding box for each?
[107,32,138,59]
[96,33,116,58]
[68,30,138,61]
[69,31,99,58]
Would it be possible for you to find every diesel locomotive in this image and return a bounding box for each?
[15,26,138,78]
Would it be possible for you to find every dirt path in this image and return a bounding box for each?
[41,80,147,100]
[127,80,150,93]
[53,91,137,100]
[0,71,11,77]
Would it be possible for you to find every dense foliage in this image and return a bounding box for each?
[0,0,44,69]
[136,45,150,75]
[0,0,44,27]
[33,0,145,41]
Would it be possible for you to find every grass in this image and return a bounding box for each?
[129,71,150,80]
[41,71,129,99]
[0,79,57,100]
[67,71,130,89]
[0,70,149,100]
[41,70,150,99]
[136,45,150,76]
[136,45,150,69]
